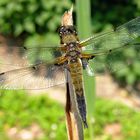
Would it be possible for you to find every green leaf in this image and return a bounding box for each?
[35,12,50,26]
[0,8,5,17]
[24,20,35,33]
[27,3,38,13]
[133,61,140,75]
[14,23,23,36]
[126,72,136,85]
[116,67,129,77]
[0,0,10,5]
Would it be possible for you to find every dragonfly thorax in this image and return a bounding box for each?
[66,42,81,63]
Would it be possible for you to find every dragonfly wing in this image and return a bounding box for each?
[23,45,64,64]
[0,43,67,90]
[0,61,66,90]
[0,44,64,67]
[83,43,140,75]
[80,17,140,51]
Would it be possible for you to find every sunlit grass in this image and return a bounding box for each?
[0,91,139,140]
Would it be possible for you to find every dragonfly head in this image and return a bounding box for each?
[59,25,77,36]
[58,26,78,44]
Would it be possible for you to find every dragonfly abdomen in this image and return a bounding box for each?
[76,94,88,128]
[69,59,83,96]
[69,59,88,128]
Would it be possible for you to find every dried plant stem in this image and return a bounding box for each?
[65,70,84,140]
[62,7,84,140]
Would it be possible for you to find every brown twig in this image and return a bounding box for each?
[62,7,84,140]
[65,70,84,140]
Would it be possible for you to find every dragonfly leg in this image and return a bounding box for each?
[56,56,68,65]
[59,45,67,51]
[81,53,95,69]
[81,54,94,76]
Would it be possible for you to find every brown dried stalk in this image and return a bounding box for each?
[62,7,84,140]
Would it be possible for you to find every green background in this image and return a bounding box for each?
[0,0,140,140]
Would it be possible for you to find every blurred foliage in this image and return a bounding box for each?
[0,0,140,89]
[90,0,139,32]
[93,98,140,140]
[90,0,140,88]
[0,91,140,140]
[0,0,71,42]
[0,91,66,140]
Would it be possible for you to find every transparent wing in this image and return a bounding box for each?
[0,62,66,90]
[80,17,140,51]
[0,44,64,66]
[0,44,66,90]
[83,43,140,75]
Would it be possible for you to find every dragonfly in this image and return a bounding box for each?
[0,9,140,128]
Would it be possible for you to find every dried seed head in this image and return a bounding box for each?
[61,5,73,26]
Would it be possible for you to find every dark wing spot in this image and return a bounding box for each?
[0,72,5,82]
[23,46,27,50]
[0,72,5,75]
[91,55,95,59]
[32,66,37,70]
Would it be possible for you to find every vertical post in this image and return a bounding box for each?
[76,0,95,139]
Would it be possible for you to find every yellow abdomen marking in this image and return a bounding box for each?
[69,59,84,96]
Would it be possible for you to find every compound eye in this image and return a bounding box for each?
[58,26,65,35]
[70,26,77,35]
[74,29,77,34]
